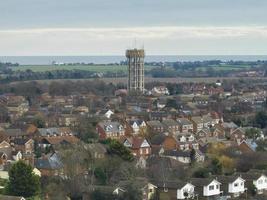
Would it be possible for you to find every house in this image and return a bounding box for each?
[242,171,267,194]
[149,111,171,121]
[154,181,195,200]
[177,182,195,199]
[11,138,34,154]
[123,137,151,157]
[162,136,177,150]
[98,109,114,119]
[196,128,211,139]
[35,153,63,176]
[0,141,13,164]
[0,195,26,200]
[146,121,165,134]
[161,149,191,164]
[252,174,267,194]
[191,178,222,197]
[3,129,29,140]
[58,114,79,126]
[162,119,180,134]
[151,86,170,96]
[127,119,147,135]
[38,135,79,149]
[12,151,23,161]
[114,179,157,200]
[230,128,246,142]
[218,176,247,197]
[191,116,213,133]
[238,140,256,153]
[176,118,193,133]
[96,121,125,140]
[37,127,74,137]
[176,134,199,151]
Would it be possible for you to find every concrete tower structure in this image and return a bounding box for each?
[126,48,145,93]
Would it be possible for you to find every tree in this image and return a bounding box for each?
[108,140,134,161]
[32,115,46,128]
[7,161,40,197]
[121,182,142,200]
[254,111,267,128]
[210,158,222,175]
[245,128,261,140]
[193,167,210,178]
[75,116,98,143]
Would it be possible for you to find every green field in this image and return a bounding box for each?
[12,65,156,73]
[198,64,251,71]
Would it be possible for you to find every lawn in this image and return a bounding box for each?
[12,65,155,73]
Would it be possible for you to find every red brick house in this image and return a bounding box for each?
[123,137,151,157]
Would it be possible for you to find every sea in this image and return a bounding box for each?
[0,55,267,65]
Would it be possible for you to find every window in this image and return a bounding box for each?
[209,185,214,190]
[258,180,263,184]
[216,185,219,189]
[240,182,243,186]
[234,183,238,187]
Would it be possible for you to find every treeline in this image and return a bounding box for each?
[0,69,126,83]
[0,80,118,97]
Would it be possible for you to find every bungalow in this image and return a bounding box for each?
[191,178,222,198]
[123,137,151,157]
[155,181,195,200]
[177,182,195,199]
[96,121,125,140]
[114,179,157,200]
[218,176,247,197]
[242,171,267,194]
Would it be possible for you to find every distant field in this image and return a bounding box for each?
[198,64,251,71]
[12,65,155,73]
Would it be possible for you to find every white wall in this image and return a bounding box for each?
[203,180,221,196]
[228,178,245,194]
[177,183,194,199]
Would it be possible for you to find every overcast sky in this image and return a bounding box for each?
[1,0,267,55]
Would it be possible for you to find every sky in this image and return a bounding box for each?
[1,0,267,56]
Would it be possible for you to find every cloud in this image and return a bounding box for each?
[0,26,267,55]
[1,26,267,39]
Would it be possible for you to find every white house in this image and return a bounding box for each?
[203,179,222,197]
[177,183,195,199]
[219,176,247,197]
[253,174,267,194]
[192,178,222,197]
